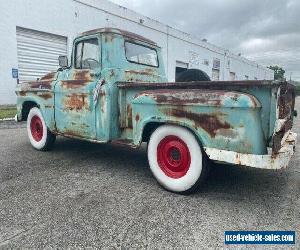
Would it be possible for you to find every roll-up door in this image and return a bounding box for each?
[16,27,67,83]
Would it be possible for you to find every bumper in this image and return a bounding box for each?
[204,131,297,170]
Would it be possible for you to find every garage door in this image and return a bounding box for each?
[16,27,67,83]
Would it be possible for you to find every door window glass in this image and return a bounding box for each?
[75,38,100,70]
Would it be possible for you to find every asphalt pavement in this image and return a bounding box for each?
[0,99,299,249]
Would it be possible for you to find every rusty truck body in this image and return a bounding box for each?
[15,28,297,194]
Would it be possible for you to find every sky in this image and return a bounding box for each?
[110,0,300,81]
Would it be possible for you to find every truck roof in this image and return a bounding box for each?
[80,27,158,46]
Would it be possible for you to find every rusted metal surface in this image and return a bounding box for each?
[118,80,280,89]
[80,28,157,46]
[135,113,140,122]
[169,109,231,138]
[63,94,89,111]
[205,132,297,170]
[40,72,56,81]
[134,89,260,107]
[271,82,296,154]
[61,70,91,89]
[126,104,133,128]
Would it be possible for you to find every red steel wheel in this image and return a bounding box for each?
[27,107,56,151]
[30,115,44,142]
[148,125,210,194]
[157,135,191,179]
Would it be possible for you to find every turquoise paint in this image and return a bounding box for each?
[16,29,284,156]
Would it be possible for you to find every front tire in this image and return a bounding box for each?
[27,107,56,151]
[147,125,209,194]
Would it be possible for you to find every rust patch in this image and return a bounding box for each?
[37,93,52,100]
[80,28,157,46]
[29,81,52,90]
[118,80,279,90]
[61,80,89,89]
[99,90,106,113]
[63,94,89,111]
[125,69,156,76]
[136,89,226,106]
[19,91,27,96]
[135,113,140,123]
[63,129,85,138]
[170,109,231,137]
[40,72,56,81]
[73,70,91,80]
[127,104,133,128]
[272,119,293,154]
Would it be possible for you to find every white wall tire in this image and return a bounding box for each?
[27,107,56,151]
[148,125,209,194]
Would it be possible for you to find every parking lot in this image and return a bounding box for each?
[0,98,299,249]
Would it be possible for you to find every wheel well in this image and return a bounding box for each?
[21,101,38,121]
[142,122,204,147]
[142,122,164,142]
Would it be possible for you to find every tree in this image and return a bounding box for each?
[268,66,285,80]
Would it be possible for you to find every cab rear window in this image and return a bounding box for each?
[125,42,158,67]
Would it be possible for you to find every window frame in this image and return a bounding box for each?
[72,35,101,70]
[124,40,159,68]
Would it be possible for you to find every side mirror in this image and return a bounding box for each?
[58,55,68,68]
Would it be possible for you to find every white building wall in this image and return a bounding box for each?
[0,0,274,105]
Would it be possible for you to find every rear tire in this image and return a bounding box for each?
[27,107,56,151]
[147,125,209,194]
[176,69,211,82]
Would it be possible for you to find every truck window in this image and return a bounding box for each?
[125,42,158,67]
[75,38,100,70]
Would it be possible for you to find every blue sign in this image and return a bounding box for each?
[12,68,19,79]
[225,231,296,245]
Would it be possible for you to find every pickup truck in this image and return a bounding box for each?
[16,28,297,194]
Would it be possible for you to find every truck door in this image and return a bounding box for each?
[55,36,101,139]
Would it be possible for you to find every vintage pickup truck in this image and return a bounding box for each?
[16,28,297,194]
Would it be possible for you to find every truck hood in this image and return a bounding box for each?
[16,71,58,92]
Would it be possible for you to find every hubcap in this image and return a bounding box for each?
[30,115,43,142]
[157,135,191,178]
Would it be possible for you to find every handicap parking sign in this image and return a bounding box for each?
[12,68,19,79]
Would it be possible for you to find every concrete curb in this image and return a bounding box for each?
[0,118,14,121]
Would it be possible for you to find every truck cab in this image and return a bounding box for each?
[16,28,297,194]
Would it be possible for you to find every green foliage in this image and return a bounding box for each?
[268,65,285,80]
[0,105,16,119]
[296,85,300,96]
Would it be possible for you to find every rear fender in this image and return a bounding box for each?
[132,89,267,155]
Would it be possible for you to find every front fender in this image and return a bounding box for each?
[16,91,55,131]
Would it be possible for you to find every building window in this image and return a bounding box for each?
[212,69,220,81]
[125,41,158,67]
[230,72,236,81]
[213,58,220,70]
